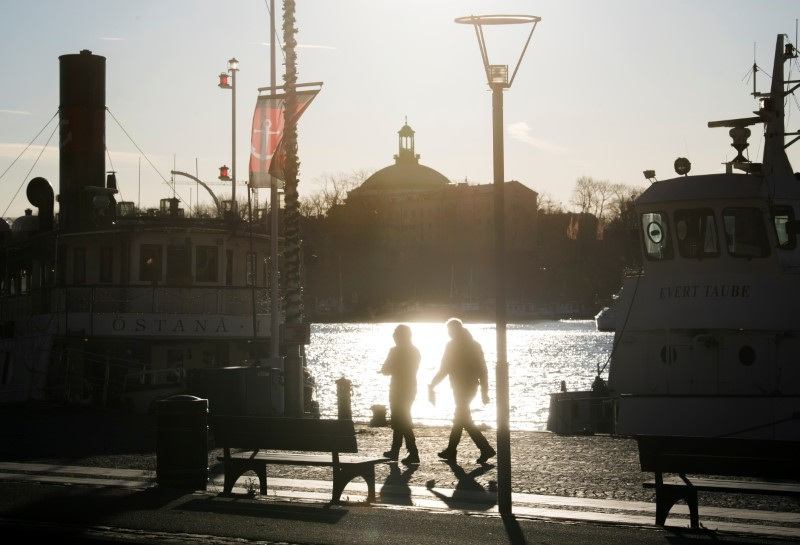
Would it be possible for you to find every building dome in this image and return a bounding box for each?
[354,121,450,194]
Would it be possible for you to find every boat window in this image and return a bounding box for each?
[722,208,770,258]
[0,352,11,385]
[19,268,29,294]
[641,212,673,260]
[166,244,189,284]
[73,247,86,284]
[225,250,233,286]
[246,252,257,286]
[674,209,719,259]
[771,205,797,250]
[139,244,163,282]
[99,246,113,283]
[195,246,219,282]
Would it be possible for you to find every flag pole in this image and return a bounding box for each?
[269,0,281,360]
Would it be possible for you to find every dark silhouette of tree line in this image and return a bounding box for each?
[294,172,642,321]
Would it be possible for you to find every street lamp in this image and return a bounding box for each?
[218,58,239,215]
[455,13,540,516]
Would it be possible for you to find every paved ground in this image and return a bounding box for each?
[2,403,797,511]
[0,403,798,544]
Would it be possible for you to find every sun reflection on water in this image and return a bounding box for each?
[305,320,613,431]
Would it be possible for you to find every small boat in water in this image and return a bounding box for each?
[607,34,800,443]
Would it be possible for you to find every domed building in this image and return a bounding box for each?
[307,121,539,319]
[349,122,450,196]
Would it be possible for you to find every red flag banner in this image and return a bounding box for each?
[249,89,319,188]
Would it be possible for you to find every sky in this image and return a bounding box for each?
[1,1,799,219]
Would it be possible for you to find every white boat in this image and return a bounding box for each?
[607,35,800,443]
[594,307,615,332]
[0,50,292,414]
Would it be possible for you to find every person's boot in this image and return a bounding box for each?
[401,451,420,465]
[383,430,402,461]
[476,446,496,464]
[437,448,456,461]
[401,432,419,465]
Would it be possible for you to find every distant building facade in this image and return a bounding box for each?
[304,122,538,318]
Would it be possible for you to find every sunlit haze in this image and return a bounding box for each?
[1,1,798,218]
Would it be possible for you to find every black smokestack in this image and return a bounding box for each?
[59,49,106,232]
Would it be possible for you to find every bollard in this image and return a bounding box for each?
[156,395,208,490]
[336,376,352,420]
[370,404,387,427]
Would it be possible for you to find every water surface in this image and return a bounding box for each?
[305,320,613,431]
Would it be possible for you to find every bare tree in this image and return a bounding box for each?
[570,176,596,215]
[570,177,643,239]
[300,169,373,218]
[536,192,565,214]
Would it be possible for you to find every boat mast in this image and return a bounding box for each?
[761,34,795,178]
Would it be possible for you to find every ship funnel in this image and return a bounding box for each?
[58,49,106,232]
[26,177,55,232]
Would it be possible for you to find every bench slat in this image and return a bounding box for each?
[212,415,359,453]
[643,477,800,496]
[221,452,387,467]
[635,435,800,529]
[210,415,387,503]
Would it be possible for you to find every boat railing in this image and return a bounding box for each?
[0,285,278,318]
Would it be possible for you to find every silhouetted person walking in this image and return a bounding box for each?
[429,318,496,464]
[380,324,420,465]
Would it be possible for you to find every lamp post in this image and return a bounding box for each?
[455,13,540,516]
[218,58,239,215]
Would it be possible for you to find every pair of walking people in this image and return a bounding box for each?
[380,318,496,465]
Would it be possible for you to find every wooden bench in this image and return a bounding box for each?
[211,415,388,503]
[636,435,800,528]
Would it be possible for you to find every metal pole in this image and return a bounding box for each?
[492,83,512,515]
[269,0,280,359]
[231,64,237,215]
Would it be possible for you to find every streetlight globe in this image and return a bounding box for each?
[455,14,540,89]
[228,57,239,71]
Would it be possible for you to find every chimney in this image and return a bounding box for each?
[58,49,106,232]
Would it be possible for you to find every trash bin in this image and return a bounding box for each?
[156,395,208,489]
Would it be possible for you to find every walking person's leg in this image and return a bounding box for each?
[438,402,468,461]
[397,402,419,464]
[463,413,496,463]
[384,398,403,461]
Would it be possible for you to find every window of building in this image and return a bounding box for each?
[771,205,796,249]
[139,244,163,282]
[99,246,113,283]
[225,250,233,286]
[674,208,719,259]
[195,246,218,282]
[723,207,770,258]
[641,212,673,260]
[73,247,86,284]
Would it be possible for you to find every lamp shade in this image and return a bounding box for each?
[218,165,231,181]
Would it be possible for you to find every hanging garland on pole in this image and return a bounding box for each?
[281,0,303,325]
